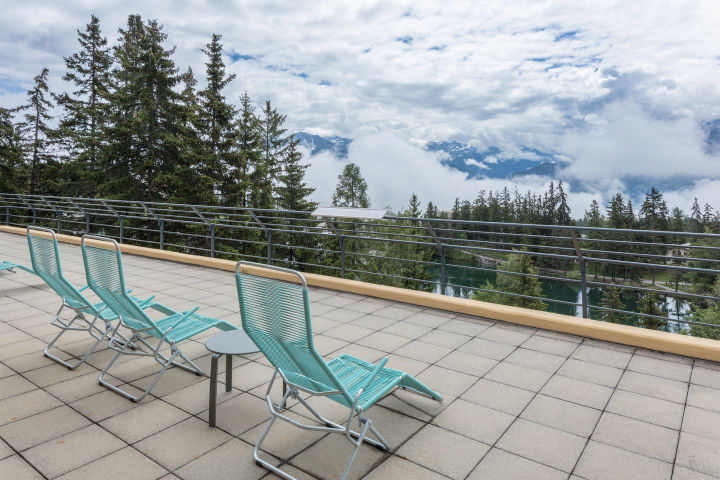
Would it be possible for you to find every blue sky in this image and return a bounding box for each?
[1,1,719,212]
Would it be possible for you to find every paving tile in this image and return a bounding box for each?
[681,406,720,442]
[313,335,350,356]
[134,417,231,470]
[672,465,719,480]
[349,314,397,330]
[691,366,720,390]
[163,378,240,415]
[0,374,36,400]
[324,323,375,342]
[198,393,270,436]
[626,355,691,382]
[438,318,492,336]
[418,329,470,349]
[558,358,623,387]
[23,424,126,478]
[0,439,11,460]
[521,394,600,437]
[433,399,515,444]
[521,334,578,356]
[343,300,387,314]
[634,348,693,365]
[605,389,684,430]
[57,446,168,480]
[467,448,567,480]
[460,376,535,416]
[497,418,585,472]
[291,431,386,480]
[459,337,516,360]
[99,399,190,443]
[436,350,497,377]
[397,424,490,479]
[382,322,432,339]
[318,308,366,323]
[404,312,451,329]
[0,405,90,451]
[175,438,270,480]
[70,386,146,422]
[571,344,632,369]
[478,325,533,345]
[364,457,449,480]
[485,361,553,391]
[592,412,678,463]
[0,389,62,426]
[676,432,720,478]
[504,348,566,373]
[230,361,276,391]
[582,338,635,353]
[373,305,416,320]
[384,354,430,376]
[394,340,452,363]
[416,365,478,397]
[687,384,720,413]
[0,455,43,480]
[355,331,410,352]
[618,371,688,404]
[574,440,672,480]
[540,375,613,410]
[0,362,14,379]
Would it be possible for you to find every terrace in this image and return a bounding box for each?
[2,230,720,480]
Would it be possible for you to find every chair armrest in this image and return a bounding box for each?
[359,357,388,392]
[78,285,89,292]
[166,306,200,332]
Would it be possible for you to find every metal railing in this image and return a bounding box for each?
[2,193,720,335]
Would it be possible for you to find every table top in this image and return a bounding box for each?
[205,329,260,355]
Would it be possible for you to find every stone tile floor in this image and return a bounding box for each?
[1,231,720,479]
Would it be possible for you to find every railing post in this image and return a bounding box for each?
[340,236,346,278]
[440,245,446,295]
[32,208,36,225]
[4,206,8,225]
[210,223,215,258]
[266,230,272,264]
[159,219,165,250]
[569,229,588,319]
[119,216,124,243]
[85,213,90,234]
[57,211,62,233]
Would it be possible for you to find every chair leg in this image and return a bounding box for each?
[253,388,294,478]
[45,309,105,370]
[98,334,181,402]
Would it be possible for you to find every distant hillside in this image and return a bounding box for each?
[295,132,352,158]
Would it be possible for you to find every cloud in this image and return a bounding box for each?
[557,101,720,181]
[304,131,600,215]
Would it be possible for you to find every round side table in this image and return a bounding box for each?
[205,329,259,428]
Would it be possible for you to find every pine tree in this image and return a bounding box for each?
[198,33,236,201]
[669,207,685,232]
[0,107,26,193]
[556,181,571,225]
[584,200,604,227]
[640,187,669,231]
[639,292,666,330]
[495,252,547,311]
[599,287,626,323]
[104,15,184,200]
[224,92,260,207]
[54,14,112,196]
[251,100,287,209]
[276,135,316,211]
[17,68,55,194]
[331,163,369,208]
[408,193,421,217]
[691,197,703,232]
[425,201,438,218]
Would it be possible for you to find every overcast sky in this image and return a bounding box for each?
[1,1,719,214]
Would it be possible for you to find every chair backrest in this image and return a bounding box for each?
[81,235,161,334]
[235,261,350,401]
[27,227,93,312]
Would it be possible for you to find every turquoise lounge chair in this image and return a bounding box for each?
[235,261,442,480]
[81,234,237,402]
[27,227,151,369]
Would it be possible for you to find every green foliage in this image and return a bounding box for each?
[332,163,369,208]
[689,280,720,340]
[598,287,627,323]
[638,292,667,330]
[472,252,547,311]
[0,107,26,193]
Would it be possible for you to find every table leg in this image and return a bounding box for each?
[225,354,232,392]
[209,353,220,428]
